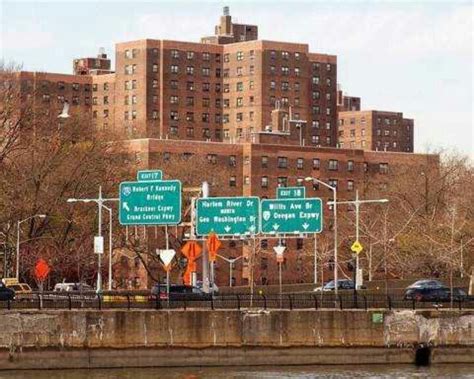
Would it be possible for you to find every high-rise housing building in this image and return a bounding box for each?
[338,110,414,152]
[9,6,425,287]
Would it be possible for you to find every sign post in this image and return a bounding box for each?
[206,233,221,294]
[181,241,202,286]
[274,244,286,308]
[196,197,259,236]
[260,198,323,234]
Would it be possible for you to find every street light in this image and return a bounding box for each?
[102,204,114,291]
[67,187,119,293]
[16,214,46,280]
[305,177,338,295]
[328,191,389,289]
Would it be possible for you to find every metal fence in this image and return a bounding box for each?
[1,292,473,311]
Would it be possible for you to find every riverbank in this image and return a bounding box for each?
[0,309,472,369]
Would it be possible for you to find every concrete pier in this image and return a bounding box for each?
[0,309,472,369]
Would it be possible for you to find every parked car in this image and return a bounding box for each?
[403,279,468,302]
[150,284,212,301]
[196,280,219,294]
[314,279,356,292]
[53,282,94,293]
[0,281,15,301]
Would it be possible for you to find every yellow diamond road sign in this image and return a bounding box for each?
[351,240,363,254]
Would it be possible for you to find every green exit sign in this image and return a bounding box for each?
[277,186,306,199]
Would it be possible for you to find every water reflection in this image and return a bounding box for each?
[3,365,474,379]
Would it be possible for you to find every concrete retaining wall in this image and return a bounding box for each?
[0,309,472,369]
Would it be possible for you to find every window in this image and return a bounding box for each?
[72,83,80,91]
[132,80,137,89]
[295,67,300,76]
[384,130,390,136]
[312,106,320,115]
[202,82,210,92]
[236,51,244,61]
[171,65,179,74]
[170,126,178,135]
[207,154,217,164]
[236,67,243,76]
[170,111,179,121]
[249,80,254,90]
[328,179,338,189]
[277,156,288,168]
[312,120,320,128]
[281,66,290,75]
[202,67,210,76]
[152,79,158,88]
[186,112,194,122]
[281,82,290,91]
[249,96,255,105]
[186,127,194,137]
[186,51,194,60]
[229,155,237,167]
[312,91,320,100]
[236,112,243,121]
[261,176,269,188]
[229,176,237,187]
[152,64,158,72]
[277,177,288,187]
[124,111,129,120]
[282,51,290,60]
[294,82,300,92]
[186,66,194,75]
[326,93,331,100]
[203,128,211,139]
[297,158,304,169]
[249,50,255,59]
[377,129,382,136]
[236,82,244,91]
[281,97,289,106]
[328,159,338,171]
[270,80,276,90]
[92,84,98,91]
[261,156,268,168]
[326,122,331,129]
[347,160,354,172]
[361,129,366,137]
[202,113,210,123]
[236,97,243,107]
[270,65,276,74]
[42,94,50,102]
[249,65,254,75]
[379,163,389,174]
[93,111,98,119]
[326,78,331,86]
[249,111,254,121]
[223,114,229,123]
[131,95,137,104]
[347,180,354,191]
[223,99,230,108]
[186,97,194,106]
[295,98,300,106]
[312,135,320,144]
[202,98,210,108]
[313,158,320,169]
[131,110,137,120]
[215,68,221,78]
[171,50,179,59]
[312,76,320,85]
[170,95,178,104]
[326,108,331,115]
[186,81,195,91]
[224,53,230,62]
[327,63,331,71]
[125,49,132,59]
[202,52,210,61]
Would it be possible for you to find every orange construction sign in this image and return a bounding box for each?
[34,258,51,282]
[181,241,202,285]
[206,233,221,262]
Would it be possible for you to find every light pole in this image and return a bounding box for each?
[16,214,46,280]
[305,177,338,295]
[67,186,118,292]
[102,204,114,290]
[217,254,243,287]
[328,190,389,289]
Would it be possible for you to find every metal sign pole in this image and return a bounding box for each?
[165,225,170,307]
[97,186,103,293]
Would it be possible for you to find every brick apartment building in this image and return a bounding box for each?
[10,7,425,288]
[338,110,414,152]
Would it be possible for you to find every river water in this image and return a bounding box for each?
[3,365,474,379]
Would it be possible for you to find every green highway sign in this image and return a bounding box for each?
[260,198,323,234]
[137,170,163,181]
[277,186,306,199]
[119,180,181,225]
[196,197,259,236]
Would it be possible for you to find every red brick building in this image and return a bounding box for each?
[338,110,414,152]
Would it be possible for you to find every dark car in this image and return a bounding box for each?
[0,282,15,301]
[404,280,467,302]
[150,284,212,301]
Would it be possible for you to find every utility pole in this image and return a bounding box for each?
[67,186,119,293]
[328,190,388,289]
[201,182,210,293]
